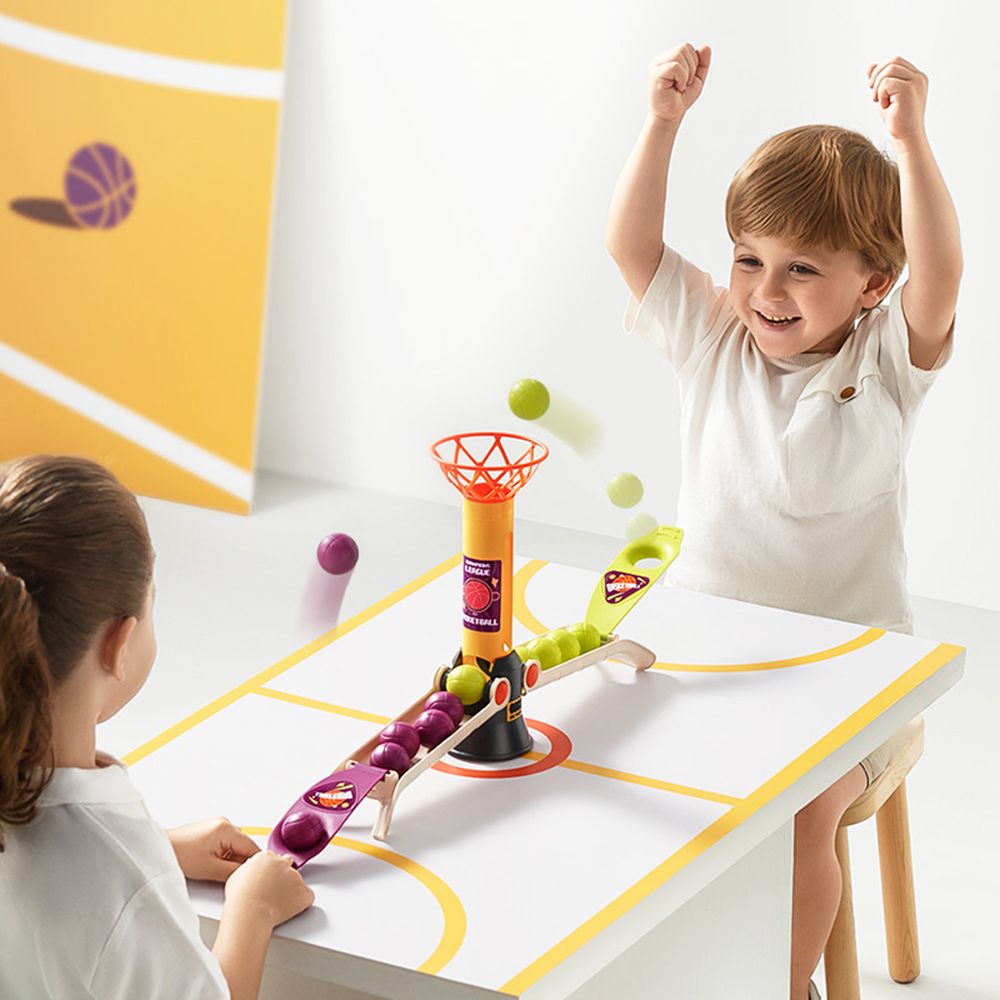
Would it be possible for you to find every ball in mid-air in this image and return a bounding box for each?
[625,512,659,541]
[508,378,550,420]
[64,143,137,229]
[280,810,326,850]
[316,532,359,574]
[607,472,644,509]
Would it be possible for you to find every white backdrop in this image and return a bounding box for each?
[257,0,999,614]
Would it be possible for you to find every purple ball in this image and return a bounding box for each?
[415,708,455,749]
[370,741,411,775]
[379,722,420,759]
[64,143,137,229]
[424,690,465,727]
[280,810,325,850]
[316,533,359,575]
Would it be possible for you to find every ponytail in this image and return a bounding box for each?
[0,456,153,850]
[0,563,53,849]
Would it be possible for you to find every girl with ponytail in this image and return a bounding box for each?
[0,456,315,1000]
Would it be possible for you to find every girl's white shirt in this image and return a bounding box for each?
[0,757,228,999]
[625,246,952,633]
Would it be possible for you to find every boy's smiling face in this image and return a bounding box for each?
[729,232,893,357]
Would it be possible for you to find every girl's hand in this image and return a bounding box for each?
[225,850,315,928]
[168,816,261,882]
[648,43,711,124]
[867,56,928,145]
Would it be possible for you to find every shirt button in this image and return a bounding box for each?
[840,386,856,400]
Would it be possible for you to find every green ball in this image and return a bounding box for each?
[446,664,487,706]
[508,378,550,420]
[548,628,581,662]
[512,644,532,663]
[567,621,602,654]
[625,512,658,541]
[524,636,561,670]
[607,472,644,509]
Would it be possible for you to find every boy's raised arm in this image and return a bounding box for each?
[868,57,962,370]
[607,43,711,302]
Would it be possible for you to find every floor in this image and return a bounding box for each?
[101,472,999,999]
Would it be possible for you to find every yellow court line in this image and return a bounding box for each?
[123,554,461,766]
[258,687,740,806]
[512,559,886,671]
[501,640,964,994]
[240,829,465,976]
[556,758,741,807]
[653,627,886,672]
[255,686,391,726]
[512,559,550,636]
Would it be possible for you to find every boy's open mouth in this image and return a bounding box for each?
[755,310,801,329]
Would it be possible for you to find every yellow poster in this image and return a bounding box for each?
[0,5,288,512]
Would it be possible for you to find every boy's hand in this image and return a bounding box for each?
[648,43,711,124]
[168,816,261,882]
[867,56,928,145]
[225,850,315,928]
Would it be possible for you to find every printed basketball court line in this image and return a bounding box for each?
[237,831,466,977]
[253,685,741,808]
[499,639,962,994]
[120,553,963,994]
[512,558,887,671]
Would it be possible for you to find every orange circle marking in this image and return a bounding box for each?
[526,662,540,688]
[433,719,571,779]
[494,679,510,704]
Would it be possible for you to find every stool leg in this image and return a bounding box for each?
[823,826,860,1000]
[876,779,920,983]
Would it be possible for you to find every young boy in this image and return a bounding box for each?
[606,43,961,999]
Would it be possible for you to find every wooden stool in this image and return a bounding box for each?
[823,717,924,1000]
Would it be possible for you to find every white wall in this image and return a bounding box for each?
[258,0,1000,613]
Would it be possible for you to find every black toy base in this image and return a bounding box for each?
[449,713,534,761]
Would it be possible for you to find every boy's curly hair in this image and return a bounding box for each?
[726,124,905,290]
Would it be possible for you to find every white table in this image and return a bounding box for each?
[110,479,965,999]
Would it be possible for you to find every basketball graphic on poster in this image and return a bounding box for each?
[63,143,137,229]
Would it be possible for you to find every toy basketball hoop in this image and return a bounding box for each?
[431,433,548,666]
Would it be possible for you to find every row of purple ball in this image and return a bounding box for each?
[369,691,466,774]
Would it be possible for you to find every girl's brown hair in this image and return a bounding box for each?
[0,456,153,849]
[726,124,906,290]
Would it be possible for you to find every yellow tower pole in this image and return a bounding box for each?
[460,494,513,664]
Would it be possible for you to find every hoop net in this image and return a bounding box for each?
[430,432,548,503]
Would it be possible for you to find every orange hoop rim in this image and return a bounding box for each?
[430,432,548,502]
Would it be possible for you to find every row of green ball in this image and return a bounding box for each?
[514,621,604,671]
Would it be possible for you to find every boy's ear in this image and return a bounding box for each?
[99,616,138,682]
[860,271,895,308]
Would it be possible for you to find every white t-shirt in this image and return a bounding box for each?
[625,246,952,632]
[0,759,228,1000]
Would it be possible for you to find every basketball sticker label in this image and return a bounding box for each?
[463,557,501,632]
[306,781,356,811]
[603,571,650,604]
